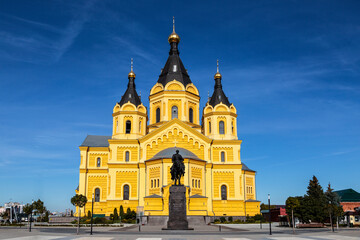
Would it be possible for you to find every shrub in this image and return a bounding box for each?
[220,216,226,223]
[233,219,243,224]
[214,218,220,223]
[94,217,106,224]
[228,216,233,222]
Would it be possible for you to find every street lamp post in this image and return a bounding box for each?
[268,194,272,235]
[90,193,94,235]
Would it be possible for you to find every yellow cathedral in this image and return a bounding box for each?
[76,22,260,219]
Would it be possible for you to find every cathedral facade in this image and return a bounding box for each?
[76,24,260,218]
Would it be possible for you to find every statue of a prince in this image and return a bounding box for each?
[170,150,185,185]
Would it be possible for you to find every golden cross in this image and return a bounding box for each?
[173,139,178,147]
[173,16,175,33]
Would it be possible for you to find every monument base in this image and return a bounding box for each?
[162,185,194,230]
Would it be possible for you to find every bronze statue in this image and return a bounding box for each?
[170,150,185,185]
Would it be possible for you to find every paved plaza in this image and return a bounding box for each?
[0,224,359,240]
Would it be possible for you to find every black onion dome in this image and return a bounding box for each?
[157,31,192,87]
[208,75,231,107]
[119,74,142,107]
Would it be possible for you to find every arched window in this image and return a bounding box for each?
[157,179,159,187]
[195,180,197,188]
[126,120,131,134]
[139,121,142,134]
[198,180,201,188]
[192,179,194,187]
[219,121,225,134]
[123,185,129,200]
[125,151,130,162]
[171,106,178,119]
[231,121,234,133]
[95,188,100,202]
[221,185,227,200]
[209,121,211,133]
[221,152,225,162]
[156,108,160,123]
[151,180,153,188]
[97,157,101,167]
[189,108,193,123]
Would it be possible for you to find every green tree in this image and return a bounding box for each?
[31,199,46,221]
[42,211,49,222]
[303,176,327,223]
[325,183,343,228]
[286,196,300,233]
[70,194,87,235]
[33,199,45,215]
[119,205,124,221]
[113,208,119,221]
[23,203,34,216]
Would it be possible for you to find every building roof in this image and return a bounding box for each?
[144,194,162,198]
[245,199,261,202]
[208,76,231,107]
[147,147,203,161]
[80,135,111,147]
[189,194,207,198]
[119,74,142,107]
[242,162,256,172]
[335,189,360,202]
[157,34,192,87]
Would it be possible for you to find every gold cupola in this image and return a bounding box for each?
[128,58,136,78]
[214,59,222,79]
[168,16,180,43]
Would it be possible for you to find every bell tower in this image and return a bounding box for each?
[202,60,238,140]
[112,59,147,139]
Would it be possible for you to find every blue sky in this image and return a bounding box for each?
[0,0,359,212]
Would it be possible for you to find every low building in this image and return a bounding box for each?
[335,188,360,226]
[261,205,287,223]
[3,202,25,223]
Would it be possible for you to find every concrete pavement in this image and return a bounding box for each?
[0,224,359,240]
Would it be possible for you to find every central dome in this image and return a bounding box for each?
[147,147,203,161]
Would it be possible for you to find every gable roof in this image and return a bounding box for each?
[144,194,162,198]
[189,194,207,198]
[140,118,212,144]
[335,189,360,202]
[80,135,111,147]
[242,162,256,172]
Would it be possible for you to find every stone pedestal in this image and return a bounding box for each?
[163,185,193,230]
